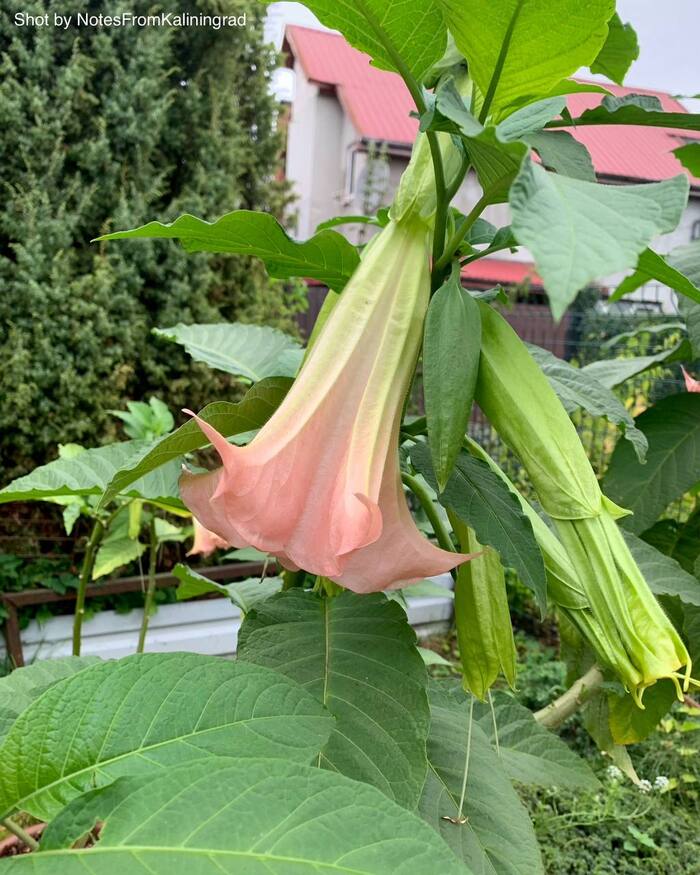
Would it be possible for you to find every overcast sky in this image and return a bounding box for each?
[266,1,699,99]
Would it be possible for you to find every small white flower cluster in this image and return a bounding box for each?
[605,765,670,793]
[606,765,622,781]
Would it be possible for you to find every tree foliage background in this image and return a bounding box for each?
[0,0,301,478]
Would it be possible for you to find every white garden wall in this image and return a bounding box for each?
[3,577,454,663]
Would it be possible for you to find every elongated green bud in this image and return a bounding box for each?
[449,511,517,700]
[391,131,463,225]
[464,436,642,687]
[475,302,692,705]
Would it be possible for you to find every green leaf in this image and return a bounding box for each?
[622,530,700,606]
[300,0,447,81]
[604,393,700,534]
[98,377,290,508]
[173,563,282,613]
[153,322,303,381]
[316,213,385,232]
[671,242,700,357]
[589,12,639,84]
[472,691,599,789]
[0,657,98,746]
[674,142,700,176]
[411,443,547,612]
[424,266,481,491]
[496,96,567,141]
[557,93,700,131]
[608,679,677,744]
[420,683,543,875]
[612,248,700,305]
[581,341,689,389]
[509,162,689,319]
[0,440,182,506]
[526,344,648,462]
[96,210,360,290]
[432,80,528,203]
[525,130,596,181]
[237,589,431,809]
[440,0,614,118]
[29,760,468,875]
[642,509,700,575]
[0,652,331,821]
[92,535,146,580]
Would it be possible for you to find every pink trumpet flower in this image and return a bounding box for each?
[187,517,229,557]
[180,219,472,593]
[682,366,700,393]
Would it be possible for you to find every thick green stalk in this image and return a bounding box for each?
[72,518,104,656]
[136,516,158,653]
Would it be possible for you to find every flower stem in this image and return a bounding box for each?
[433,194,491,278]
[456,696,475,822]
[534,665,604,730]
[72,518,104,656]
[488,690,501,757]
[136,516,158,653]
[401,472,456,553]
[1,817,39,852]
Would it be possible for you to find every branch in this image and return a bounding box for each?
[534,665,604,730]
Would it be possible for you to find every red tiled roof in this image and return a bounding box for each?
[285,25,699,186]
[462,258,542,288]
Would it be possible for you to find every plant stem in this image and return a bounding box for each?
[488,690,501,757]
[534,665,604,730]
[72,518,104,656]
[401,472,456,553]
[136,516,158,653]
[1,817,39,852]
[433,194,490,278]
[456,696,475,822]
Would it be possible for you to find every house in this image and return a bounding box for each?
[282,24,700,316]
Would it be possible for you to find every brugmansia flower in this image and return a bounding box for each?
[180,219,470,593]
[187,517,228,557]
[475,301,692,706]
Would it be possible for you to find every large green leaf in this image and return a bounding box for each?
[26,760,469,875]
[589,12,638,84]
[411,443,547,612]
[237,589,431,809]
[555,93,700,131]
[153,322,303,381]
[0,652,331,821]
[424,265,481,491]
[623,530,700,606]
[603,393,700,534]
[524,130,596,182]
[98,377,290,508]
[420,683,543,875]
[472,691,599,790]
[173,563,282,614]
[0,441,181,505]
[440,0,613,118]
[581,341,689,389]
[282,1,446,81]
[527,344,648,461]
[0,657,99,746]
[92,534,146,580]
[510,163,688,318]
[97,210,360,290]
[612,248,700,305]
